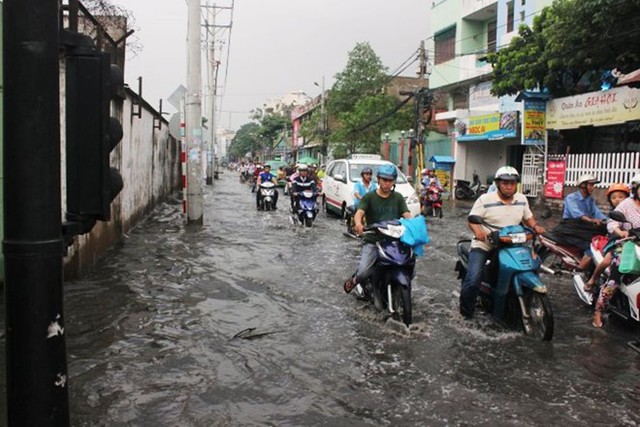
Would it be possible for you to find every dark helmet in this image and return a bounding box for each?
[377,164,398,180]
[361,167,373,176]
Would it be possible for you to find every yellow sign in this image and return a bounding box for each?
[467,113,500,135]
[546,86,640,130]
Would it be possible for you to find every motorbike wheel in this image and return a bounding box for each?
[391,284,412,326]
[304,217,313,228]
[521,288,554,341]
[436,206,443,218]
[264,200,272,211]
[454,187,467,200]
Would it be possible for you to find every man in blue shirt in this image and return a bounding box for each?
[256,164,279,209]
[557,173,607,271]
[353,167,377,209]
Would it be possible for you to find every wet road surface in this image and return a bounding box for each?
[3,172,640,426]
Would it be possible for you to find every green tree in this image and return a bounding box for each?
[228,122,261,160]
[328,42,414,156]
[488,0,640,97]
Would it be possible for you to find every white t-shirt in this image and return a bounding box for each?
[469,191,533,251]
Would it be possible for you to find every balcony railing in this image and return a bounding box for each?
[462,0,498,21]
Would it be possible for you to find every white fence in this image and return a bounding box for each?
[565,152,640,187]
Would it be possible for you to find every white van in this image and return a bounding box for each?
[322,154,421,218]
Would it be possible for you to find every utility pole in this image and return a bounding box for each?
[203,2,232,183]
[186,0,204,223]
[4,0,70,424]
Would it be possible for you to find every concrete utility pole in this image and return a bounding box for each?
[4,0,70,423]
[186,0,204,223]
[205,5,219,185]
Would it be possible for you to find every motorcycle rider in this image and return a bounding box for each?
[459,166,546,319]
[557,173,608,272]
[421,169,442,188]
[584,183,630,292]
[256,164,279,209]
[291,164,316,210]
[343,164,412,294]
[353,167,377,209]
[592,175,640,327]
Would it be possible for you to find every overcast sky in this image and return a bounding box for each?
[123,0,431,131]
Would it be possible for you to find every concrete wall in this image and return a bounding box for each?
[63,89,181,277]
[0,2,4,280]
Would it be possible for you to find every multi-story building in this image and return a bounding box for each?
[428,0,553,195]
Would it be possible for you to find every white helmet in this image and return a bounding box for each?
[577,173,600,186]
[630,173,640,185]
[297,163,309,172]
[494,166,520,182]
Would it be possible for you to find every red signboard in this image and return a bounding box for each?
[544,158,566,199]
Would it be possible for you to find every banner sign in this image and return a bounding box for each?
[457,111,518,141]
[544,156,566,199]
[523,100,546,145]
[546,86,640,129]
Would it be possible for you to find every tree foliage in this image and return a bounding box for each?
[328,42,414,157]
[488,0,640,97]
[228,122,261,159]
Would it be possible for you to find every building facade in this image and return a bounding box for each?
[428,0,553,193]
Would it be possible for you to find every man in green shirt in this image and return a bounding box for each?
[344,164,412,293]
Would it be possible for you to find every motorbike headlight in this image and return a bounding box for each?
[378,224,405,239]
[407,194,419,205]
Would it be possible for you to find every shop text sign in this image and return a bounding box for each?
[546,86,640,129]
[457,111,518,141]
[544,157,566,199]
[523,100,546,145]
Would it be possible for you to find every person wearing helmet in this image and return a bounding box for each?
[291,163,316,211]
[353,167,378,210]
[256,164,279,209]
[555,173,608,272]
[343,163,412,294]
[583,183,630,296]
[421,168,442,188]
[591,176,640,327]
[459,166,546,319]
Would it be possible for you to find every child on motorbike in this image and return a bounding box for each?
[584,183,630,294]
[592,177,640,327]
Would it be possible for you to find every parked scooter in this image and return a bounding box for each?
[295,189,319,227]
[351,220,417,326]
[257,181,277,211]
[454,173,487,200]
[421,185,444,218]
[455,215,554,340]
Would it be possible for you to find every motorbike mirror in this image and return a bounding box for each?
[468,215,484,225]
[609,211,627,222]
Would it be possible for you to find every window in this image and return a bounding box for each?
[434,26,456,64]
[487,21,497,53]
[520,10,525,24]
[506,1,515,33]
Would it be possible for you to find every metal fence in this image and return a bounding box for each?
[565,152,640,187]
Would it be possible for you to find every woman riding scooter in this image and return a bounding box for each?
[592,175,640,327]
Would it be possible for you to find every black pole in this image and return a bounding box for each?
[3,0,69,425]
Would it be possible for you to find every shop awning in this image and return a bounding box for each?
[429,155,455,163]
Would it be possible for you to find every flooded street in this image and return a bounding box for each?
[6,172,639,425]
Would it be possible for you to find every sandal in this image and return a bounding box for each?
[592,311,603,328]
[343,276,356,293]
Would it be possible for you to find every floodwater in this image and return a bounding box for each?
[5,172,640,426]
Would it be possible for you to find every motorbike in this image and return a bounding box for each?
[344,205,358,237]
[455,215,554,340]
[421,185,443,218]
[295,189,319,227]
[352,220,416,326]
[454,173,487,200]
[535,219,608,277]
[573,211,640,326]
[257,181,277,211]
